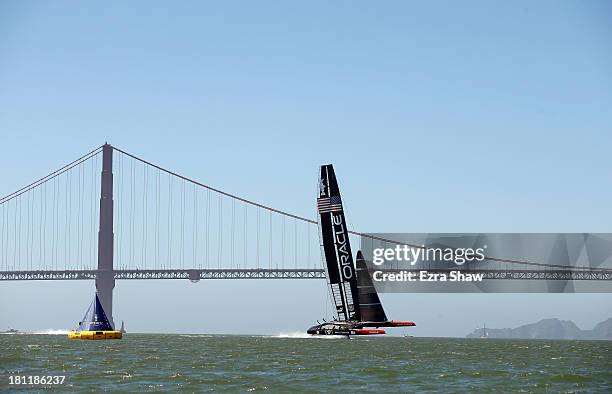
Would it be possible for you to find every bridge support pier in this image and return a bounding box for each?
[95,143,115,328]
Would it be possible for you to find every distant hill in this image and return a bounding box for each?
[466,317,612,340]
[589,317,612,340]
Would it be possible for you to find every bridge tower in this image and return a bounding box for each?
[95,143,115,327]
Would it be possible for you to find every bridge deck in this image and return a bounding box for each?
[1,268,611,281]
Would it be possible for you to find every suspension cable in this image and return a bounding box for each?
[113,145,612,272]
[112,146,316,224]
[0,145,103,205]
[2,143,610,273]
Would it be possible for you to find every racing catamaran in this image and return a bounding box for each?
[307,164,415,336]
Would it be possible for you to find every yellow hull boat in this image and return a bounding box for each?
[68,330,122,340]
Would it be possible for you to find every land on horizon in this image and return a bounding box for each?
[466,317,612,340]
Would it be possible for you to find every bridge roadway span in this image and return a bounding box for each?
[1,268,611,281]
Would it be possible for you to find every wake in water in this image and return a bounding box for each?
[1,329,69,335]
[31,329,70,335]
[275,332,341,339]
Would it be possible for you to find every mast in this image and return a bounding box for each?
[317,164,360,321]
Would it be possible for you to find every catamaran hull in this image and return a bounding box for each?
[68,330,122,340]
[307,322,386,336]
[307,328,386,336]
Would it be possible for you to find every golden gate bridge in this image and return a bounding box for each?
[1,144,611,323]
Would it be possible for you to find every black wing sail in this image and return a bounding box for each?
[318,164,360,321]
[356,250,388,322]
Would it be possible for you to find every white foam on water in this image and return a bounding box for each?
[275,332,340,339]
[31,329,70,335]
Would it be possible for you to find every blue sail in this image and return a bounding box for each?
[77,294,114,331]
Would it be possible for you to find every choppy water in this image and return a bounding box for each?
[1,333,611,392]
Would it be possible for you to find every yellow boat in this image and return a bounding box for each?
[69,293,123,340]
[68,330,122,340]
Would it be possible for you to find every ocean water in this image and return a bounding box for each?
[1,333,610,392]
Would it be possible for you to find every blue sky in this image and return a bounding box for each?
[1,1,611,336]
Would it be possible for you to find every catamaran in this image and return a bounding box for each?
[307,164,415,337]
[68,293,123,340]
